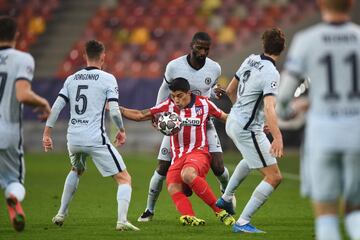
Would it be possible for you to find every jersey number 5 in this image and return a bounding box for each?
[0,72,7,105]
[75,85,88,115]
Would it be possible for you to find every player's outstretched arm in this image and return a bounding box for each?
[108,101,127,147]
[42,95,67,152]
[16,80,51,121]
[120,107,153,121]
[264,95,283,158]
[225,77,239,104]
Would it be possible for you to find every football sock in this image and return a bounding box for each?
[315,215,340,240]
[216,166,229,193]
[171,192,194,216]
[345,211,360,240]
[190,176,221,213]
[58,170,79,215]
[223,160,250,202]
[146,170,166,213]
[117,184,132,223]
[5,182,25,202]
[238,180,274,224]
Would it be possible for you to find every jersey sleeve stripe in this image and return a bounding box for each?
[107,98,119,102]
[263,93,276,97]
[164,76,170,84]
[58,93,69,103]
[15,77,31,82]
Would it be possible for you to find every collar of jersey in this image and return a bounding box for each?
[84,66,100,70]
[185,93,196,108]
[0,46,12,50]
[186,54,206,70]
[325,21,349,26]
[260,53,276,66]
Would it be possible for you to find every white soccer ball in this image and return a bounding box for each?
[157,112,182,136]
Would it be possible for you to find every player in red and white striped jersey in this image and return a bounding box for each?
[121,78,235,226]
[150,91,222,162]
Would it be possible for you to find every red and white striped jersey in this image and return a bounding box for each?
[150,94,223,162]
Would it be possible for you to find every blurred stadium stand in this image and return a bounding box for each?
[4,0,357,152]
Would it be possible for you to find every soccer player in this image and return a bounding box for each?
[138,31,231,222]
[216,28,286,233]
[42,40,139,231]
[120,78,235,226]
[0,16,51,232]
[277,1,360,239]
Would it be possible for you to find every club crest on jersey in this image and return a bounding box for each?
[195,106,203,116]
[205,77,212,85]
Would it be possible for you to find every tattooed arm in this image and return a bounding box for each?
[119,107,153,121]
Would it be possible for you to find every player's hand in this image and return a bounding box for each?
[263,124,271,134]
[42,135,53,152]
[151,114,160,129]
[114,129,126,147]
[213,84,226,99]
[270,137,283,158]
[34,101,51,121]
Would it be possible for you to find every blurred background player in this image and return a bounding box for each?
[0,16,50,232]
[277,0,360,239]
[216,28,285,233]
[120,78,235,226]
[138,31,231,222]
[42,40,139,231]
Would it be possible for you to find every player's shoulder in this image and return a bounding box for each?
[293,23,326,41]
[167,55,187,67]
[12,49,34,63]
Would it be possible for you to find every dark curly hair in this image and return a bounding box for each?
[262,28,286,56]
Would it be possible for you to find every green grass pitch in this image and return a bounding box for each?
[0,151,316,240]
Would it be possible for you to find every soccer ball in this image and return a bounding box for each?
[157,112,182,136]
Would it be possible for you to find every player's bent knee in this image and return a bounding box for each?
[181,167,197,185]
[265,172,282,187]
[114,171,131,185]
[157,160,171,176]
[167,183,182,195]
[210,152,225,176]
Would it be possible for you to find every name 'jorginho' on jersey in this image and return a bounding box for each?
[59,67,119,146]
[231,54,280,131]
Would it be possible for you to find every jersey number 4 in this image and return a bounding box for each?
[320,52,360,100]
[0,72,7,105]
[75,85,88,115]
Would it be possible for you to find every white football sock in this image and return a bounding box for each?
[222,160,250,202]
[216,166,229,193]
[316,215,341,240]
[117,184,132,223]
[238,180,274,225]
[58,170,79,215]
[146,171,165,212]
[345,211,360,240]
[5,182,25,202]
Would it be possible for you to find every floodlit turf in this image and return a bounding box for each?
[0,151,316,240]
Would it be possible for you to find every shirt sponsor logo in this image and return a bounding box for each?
[71,118,89,125]
[191,90,201,96]
[182,117,201,126]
